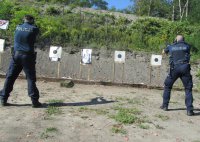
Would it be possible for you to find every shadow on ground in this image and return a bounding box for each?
[45,97,115,107]
[5,97,115,108]
[167,108,200,116]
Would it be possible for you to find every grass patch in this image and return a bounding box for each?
[111,124,127,135]
[78,107,108,115]
[194,83,200,92]
[46,127,58,133]
[40,127,58,139]
[78,106,89,112]
[115,97,143,105]
[195,69,200,78]
[155,124,165,130]
[155,114,170,121]
[93,109,109,115]
[46,106,62,116]
[111,107,143,124]
[139,123,150,129]
[47,99,64,106]
[44,99,64,118]
[81,116,89,119]
[48,99,64,104]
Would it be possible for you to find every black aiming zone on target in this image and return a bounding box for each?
[53,50,57,54]
[117,54,122,58]
[154,58,159,62]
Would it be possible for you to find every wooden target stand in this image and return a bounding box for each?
[112,51,126,83]
[0,37,6,70]
[79,63,92,81]
[112,62,125,83]
[57,61,61,78]
[0,20,9,69]
[149,55,162,85]
[49,46,62,78]
[79,49,92,81]
[149,65,161,84]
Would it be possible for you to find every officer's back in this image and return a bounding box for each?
[165,36,190,67]
[14,15,39,53]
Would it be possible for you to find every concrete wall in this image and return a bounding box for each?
[0,49,199,88]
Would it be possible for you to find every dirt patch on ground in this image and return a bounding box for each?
[0,78,200,142]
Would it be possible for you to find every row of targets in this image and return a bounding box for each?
[49,46,162,66]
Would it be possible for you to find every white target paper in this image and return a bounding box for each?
[81,49,92,64]
[114,51,126,63]
[0,39,5,52]
[0,20,9,30]
[151,55,162,66]
[49,46,62,62]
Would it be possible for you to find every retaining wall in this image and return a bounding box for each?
[0,49,199,88]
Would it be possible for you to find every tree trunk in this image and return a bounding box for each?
[179,0,189,21]
[186,0,189,19]
[148,0,153,16]
[179,0,182,21]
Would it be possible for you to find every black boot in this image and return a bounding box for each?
[0,99,9,107]
[160,105,168,111]
[187,110,194,116]
[32,101,42,108]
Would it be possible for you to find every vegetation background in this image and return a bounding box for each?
[0,0,200,61]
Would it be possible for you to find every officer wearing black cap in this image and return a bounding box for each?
[160,35,194,116]
[0,15,42,107]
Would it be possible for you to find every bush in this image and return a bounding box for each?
[1,0,200,60]
[0,0,13,20]
[46,6,61,15]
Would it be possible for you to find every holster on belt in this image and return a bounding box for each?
[169,62,174,77]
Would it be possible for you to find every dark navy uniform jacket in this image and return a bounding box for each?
[14,22,39,53]
[164,41,190,66]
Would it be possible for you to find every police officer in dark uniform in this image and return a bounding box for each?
[0,15,42,107]
[160,35,194,116]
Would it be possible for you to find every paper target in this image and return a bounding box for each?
[151,55,162,66]
[49,46,62,62]
[81,49,92,64]
[0,39,5,52]
[0,20,9,30]
[114,51,126,63]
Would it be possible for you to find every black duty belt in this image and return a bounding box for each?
[15,50,35,55]
[174,61,189,65]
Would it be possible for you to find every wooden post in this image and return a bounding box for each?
[122,63,125,83]
[57,61,61,78]
[79,63,82,79]
[158,66,161,85]
[149,64,152,84]
[0,53,1,69]
[112,62,115,82]
[87,65,91,81]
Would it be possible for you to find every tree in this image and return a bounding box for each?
[91,0,108,10]
[131,0,172,18]
[188,0,200,23]
[178,0,189,21]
